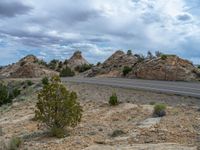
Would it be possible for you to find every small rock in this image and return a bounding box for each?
[94,140,106,145]
[138,117,161,128]
[88,131,96,136]
[109,129,126,138]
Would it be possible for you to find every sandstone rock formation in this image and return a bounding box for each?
[87,51,200,81]
[87,50,138,77]
[128,55,200,81]
[67,51,89,69]
[0,55,58,78]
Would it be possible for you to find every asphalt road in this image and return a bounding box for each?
[62,77,200,98]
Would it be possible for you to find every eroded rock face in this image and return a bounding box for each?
[0,55,58,78]
[128,55,200,81]
[87,50,138,77]
[67,51,89,69]
[10,63,58,78]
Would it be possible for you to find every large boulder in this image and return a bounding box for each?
[128,55,200,81]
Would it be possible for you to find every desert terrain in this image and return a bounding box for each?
[0,79,200,150]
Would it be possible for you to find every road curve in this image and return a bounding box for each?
[62,77,200,98]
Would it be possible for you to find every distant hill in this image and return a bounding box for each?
[0,50,199,81]
[0,51,91,78]
[47,51,91,76]
[0,55,58,78]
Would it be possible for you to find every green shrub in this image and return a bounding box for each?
[58,61,63,68]
[198,65,200,69]
[147,51,154,59]
[153,103,167,117]
[63,60,68,65]
[48,59,59,70]
[0,83,11,106]
[0,83,22,106]
[127,50,132,56]
[8,136,22,150]
[96,62,101,66]
[12,88,21,98]
[26,80,33,86]
[109,93,118,106]
[75,64,93,73]
[155,51,163,57]
[50,127,67,138]
[149,102,156,105]
[161,54,167,60]
[20,61,26,66]
[123,66,132,76]
[35,76,82,138]
[135,54,145,62]
[60,66,75,77]
[42,77,49,85]
[37,60,48,66]
[110,129,125,137]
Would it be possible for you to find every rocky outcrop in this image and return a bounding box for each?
[128,55,200,81]
[0,55,58,78]
[67,51,89,69]
[102,50,137,69]
[87,51,200,81]
[19,55,38,64]
[10,63,58,78]
[87,50,138,77]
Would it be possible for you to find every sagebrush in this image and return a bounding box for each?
[153,103,167,117]
[109,92,118,106]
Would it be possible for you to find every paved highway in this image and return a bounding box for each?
[62,77,200,98]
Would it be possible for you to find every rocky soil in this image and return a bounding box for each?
[0,79,200,150]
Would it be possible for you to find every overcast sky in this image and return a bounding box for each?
[0,0,200,65]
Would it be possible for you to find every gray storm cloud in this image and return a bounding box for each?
[0,1,32,17]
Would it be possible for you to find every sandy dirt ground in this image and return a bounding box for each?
[0,80,200,150]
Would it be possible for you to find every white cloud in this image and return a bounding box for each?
[0,0,200,65]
